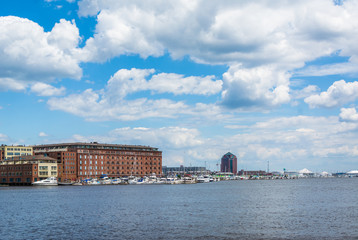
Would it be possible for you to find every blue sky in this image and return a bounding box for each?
[1,0,358,172]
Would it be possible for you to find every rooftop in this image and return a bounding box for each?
[32,142,159,152]
[0,154,57,165]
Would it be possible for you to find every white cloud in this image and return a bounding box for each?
[304,80,358,108]
[292,85,320,99]
[339,107,358,122]
[78,0,352,67]
[47,88,191,121]
[0,78,28,91]
[39,132,48,137]
[221,65,290,109]
[74,0,358,110]
[47,68,225,121]
[30,83,66,96]
[149,73,222,96]
[106,68,222,99]
[0,133,10,142]
[296,61,358,77]
[0,16,82,84]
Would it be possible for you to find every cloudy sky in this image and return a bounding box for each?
[1,0,358,172]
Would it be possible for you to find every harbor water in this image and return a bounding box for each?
[0,178,357,240]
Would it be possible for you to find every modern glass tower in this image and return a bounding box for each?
[221,152,237,174]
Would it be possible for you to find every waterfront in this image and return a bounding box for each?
[0,178,357,240]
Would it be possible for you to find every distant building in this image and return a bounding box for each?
[0,155,58,185]
[221,152,237,174]
[162,166,207,175]
[0,145,33,160]
[238,169,267,176]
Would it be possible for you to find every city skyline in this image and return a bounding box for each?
[1,0,358,172]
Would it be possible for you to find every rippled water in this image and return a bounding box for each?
[1,178,357,240]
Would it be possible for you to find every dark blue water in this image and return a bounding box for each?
[0,178,357,240]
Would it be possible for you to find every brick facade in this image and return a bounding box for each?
[33,142,162,181]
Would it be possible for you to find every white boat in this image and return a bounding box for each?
[128,176,139,184]
[153,178,166,184]
[89,178,100,185]
[166,177,183,184]
[183,176,196,184]
[58,181,73,186]
[111,178,121,184]
[99,175,111,185]
[197,175,210,183]
[32,177,58,186]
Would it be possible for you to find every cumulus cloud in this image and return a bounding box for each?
[106,68,222,99]
[78,0,355,67]
[339,107,358,122]
[74,0,358,110]
[0,78,28,91]
[30,83,66,96]
[304,80,358,108]
[221,65,290,108]
[47,68,225,121]
[47,88,191,121]
[0,16,82,85]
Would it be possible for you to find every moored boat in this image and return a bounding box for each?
[32,177,58,186]
[58,181,73,186]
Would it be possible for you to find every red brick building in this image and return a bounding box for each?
[33,142,162,181]
[0,155,59,185]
